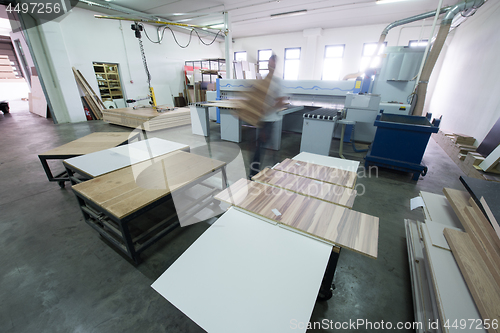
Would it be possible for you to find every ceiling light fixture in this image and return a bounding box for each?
[270,9,307,18]
[376,0,411,4]
[209,23,225,29]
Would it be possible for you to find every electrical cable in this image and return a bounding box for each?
[140,23,224,48]
[138,36,152,90]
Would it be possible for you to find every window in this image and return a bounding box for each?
[258,49,273,76]
[409,40,428,47]
[234,51,247,62]
[322,45,344,81]
[359,42,387,72]
[284,47,300,80]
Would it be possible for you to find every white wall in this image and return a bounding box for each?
[424,0,500,143]
[232,22,434,80]
[59,7,223,111]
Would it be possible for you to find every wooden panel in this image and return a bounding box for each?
[479,145,500,173]
[102,107,191,131]
[481,197,500,240]
[442,188,471,227]
[444,228,500,333]
[425,219,461,251]
[214,179,378,258]
[252,168,356,208]
[274,158,357,189]
[72,151,225,219]
[39,132,132,156]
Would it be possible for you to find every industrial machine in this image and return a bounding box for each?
[214,45,425,154]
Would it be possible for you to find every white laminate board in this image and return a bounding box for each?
[405,219,441,333]
[425,220,462,251]
[420,191,462,229]
[64,138,189,177]
[292,152,360,172]
[421,223,485,333]
[479,144,500,172]
[152,207,333,333]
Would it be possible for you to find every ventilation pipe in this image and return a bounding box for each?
[342,6,452,80]
[412,0,486,115]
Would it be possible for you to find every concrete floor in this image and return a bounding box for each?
[0,100,467,333]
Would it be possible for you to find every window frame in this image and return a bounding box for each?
[283,47,301,80]
[234,51,247,62]
[359,41,387,72]
[408,39,429,47]
[321,44,345,81]
[258,49,273,76]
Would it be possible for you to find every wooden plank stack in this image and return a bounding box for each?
[442,188,500,333]
[72,67,104,120]
[0,55,16,79]
[433,130,500,181]
[102,106,191,131]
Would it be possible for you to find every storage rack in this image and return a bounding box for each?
[93,62,124,102]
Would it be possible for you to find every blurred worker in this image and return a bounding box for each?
[249,54,288,178]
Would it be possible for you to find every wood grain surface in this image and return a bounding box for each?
[39,132,132,156]
[444,228,500,333]
[480,197,500,240]
[215,178,378,258]
[274,158,357,188]
[252,168,356,208]
[102,107,191,131]
[72,151,226,219]
[443,188,471,227]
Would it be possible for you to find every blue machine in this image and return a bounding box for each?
[364,114,439,180]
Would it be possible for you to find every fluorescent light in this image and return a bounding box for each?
[376,0,410,4]
[270,9,307,18]
[209,23,225,29]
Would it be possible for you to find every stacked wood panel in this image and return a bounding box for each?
[102,106,191,131]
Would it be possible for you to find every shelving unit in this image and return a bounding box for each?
[93,62,124,102]
[184,58,226,84]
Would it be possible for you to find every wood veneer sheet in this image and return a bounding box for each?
[73,151,225,219]
[215,179,378,258]
[444,228,500,333]
[274,158,357,188]
[252,168,356,208]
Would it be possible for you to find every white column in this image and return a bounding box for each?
[224,12,232,80]
[300,28,322,80]
[21,14,86,123]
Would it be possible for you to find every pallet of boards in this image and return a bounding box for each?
[102,106,191,132]
[432,131,500,182]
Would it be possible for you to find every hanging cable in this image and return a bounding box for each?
[140,23,224,48]
[138,37,152,89]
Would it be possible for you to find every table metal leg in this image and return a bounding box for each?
[221,166,228,188]
[318,247,341,301]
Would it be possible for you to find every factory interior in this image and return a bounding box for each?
[1,0,500,332]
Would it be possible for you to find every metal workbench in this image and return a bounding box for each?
[38,132,139,188]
